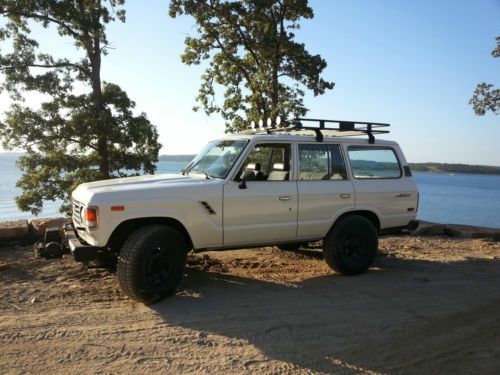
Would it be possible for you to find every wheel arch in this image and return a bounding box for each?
[331,210,381,233]
[107,217,194,252]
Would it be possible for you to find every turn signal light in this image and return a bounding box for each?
[85,207,98,228]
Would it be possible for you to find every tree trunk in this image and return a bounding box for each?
[271,18,280,118]
[271,63,278,117]
[90,36,109,179]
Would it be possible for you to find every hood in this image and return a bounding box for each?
[80,173,192,190]
[72,173,215,203]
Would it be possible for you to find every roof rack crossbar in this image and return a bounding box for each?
[239,117,390,143]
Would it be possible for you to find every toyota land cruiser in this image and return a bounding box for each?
[46,118,419,304]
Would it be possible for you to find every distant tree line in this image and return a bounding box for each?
[409,163,500,175]
[159,154,196,162]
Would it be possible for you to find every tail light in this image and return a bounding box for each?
[85,207,98,228]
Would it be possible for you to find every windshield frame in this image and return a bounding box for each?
[185,138,250,179]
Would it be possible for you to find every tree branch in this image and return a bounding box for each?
[1,62,90,76]
[202,1,261,67]
[1,11,81,39]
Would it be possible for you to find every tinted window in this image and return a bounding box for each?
[299,144,347,181]
[329,144,348,180]
[239,143,291,181]
[348,147,401,179]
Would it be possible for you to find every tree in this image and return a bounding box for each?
[470,36,499,116]
[0,0,161,214]
[169,0,334,132]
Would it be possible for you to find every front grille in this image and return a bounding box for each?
[72,200,84,226]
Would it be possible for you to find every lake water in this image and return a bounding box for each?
[1,153,500,228]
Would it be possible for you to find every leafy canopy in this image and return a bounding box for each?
[470,36,499,116]
[169,0,334,132]
[0,0,161,215]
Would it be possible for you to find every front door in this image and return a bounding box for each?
[223,142,297,245]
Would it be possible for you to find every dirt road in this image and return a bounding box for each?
[1,236,499,374]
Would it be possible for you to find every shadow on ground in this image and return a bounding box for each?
[151,252,500,374]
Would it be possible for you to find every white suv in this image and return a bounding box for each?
[64,119,418,304]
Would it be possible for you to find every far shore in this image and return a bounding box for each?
[3,152,500,175]
[158,155,500,176]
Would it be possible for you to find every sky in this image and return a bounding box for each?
[0,0,499,165]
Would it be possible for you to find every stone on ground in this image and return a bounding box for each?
[30,217,68,236]
[0,220,29,239]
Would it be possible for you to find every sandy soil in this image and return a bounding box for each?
[1,236,499,374]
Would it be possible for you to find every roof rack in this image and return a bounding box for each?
[238,117,390,144]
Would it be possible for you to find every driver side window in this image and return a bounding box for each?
[239,143,291,181]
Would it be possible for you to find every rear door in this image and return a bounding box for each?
[296,143,355,238]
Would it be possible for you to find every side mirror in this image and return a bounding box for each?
[238,176,247,189]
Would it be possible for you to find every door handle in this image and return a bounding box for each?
[340,194,351,199]
[279,196,292,201]
[395,193,411,198]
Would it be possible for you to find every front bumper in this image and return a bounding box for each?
[65,225,102,262]
[36,223,102,262]
[68,236,100,262]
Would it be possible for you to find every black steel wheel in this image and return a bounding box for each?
[323,215,378,275]
[117,225,188,304]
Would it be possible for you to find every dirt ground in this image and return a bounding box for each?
[1,235,499,374]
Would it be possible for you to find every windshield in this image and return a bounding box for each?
[185,139,249,179]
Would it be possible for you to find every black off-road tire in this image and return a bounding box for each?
[117,225,188,304]
[323,215,378,275]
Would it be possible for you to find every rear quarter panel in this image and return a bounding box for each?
[344,143,419,229]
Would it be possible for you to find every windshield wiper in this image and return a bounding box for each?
[181,162,194,175]
[190,169,212,179]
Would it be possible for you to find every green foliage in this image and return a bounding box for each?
[470,36,499,116]
[169,0,334,132]
[0,0,161,215]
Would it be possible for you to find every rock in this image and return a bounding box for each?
[412,220,500,240]
[414,223,446,236]
[30,217,68,236]
[0,220,29,239]
[443,227,460,237]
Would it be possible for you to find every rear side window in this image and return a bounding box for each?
[348,147,401,179]
[298,144,348,181]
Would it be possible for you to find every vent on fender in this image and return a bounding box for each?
[199,201,216,215]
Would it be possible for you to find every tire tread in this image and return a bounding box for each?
[117,225,186,304]
[323,215,378,275]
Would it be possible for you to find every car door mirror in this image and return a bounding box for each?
[238,176,248,189]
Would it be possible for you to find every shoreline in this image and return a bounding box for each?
[1,218,499,246]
